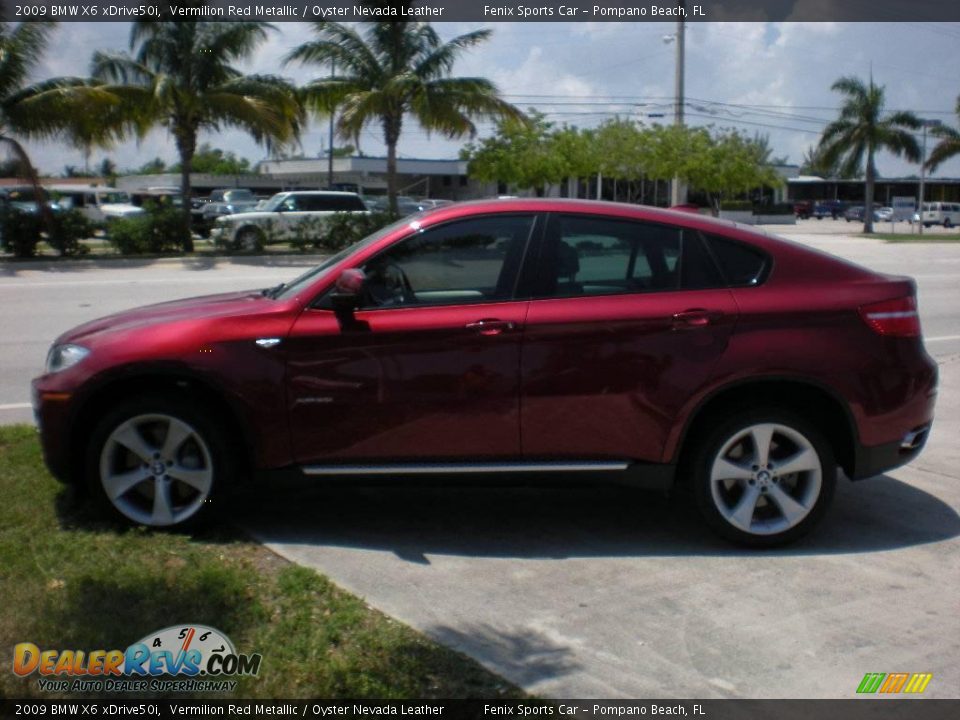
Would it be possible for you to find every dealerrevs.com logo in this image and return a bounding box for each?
[12,624,261,693]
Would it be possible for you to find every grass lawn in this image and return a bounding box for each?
[867,233,960,242]
[0,425,522,700]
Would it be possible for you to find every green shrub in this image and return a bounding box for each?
[0,210,42,258]
[719,200,753,212]
[108,205,190,255]
[316,211,393,252]
[46,209,92,256]
[752,203,794,216]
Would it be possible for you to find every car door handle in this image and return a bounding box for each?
[672,309,723,329]
[465,319,516,336]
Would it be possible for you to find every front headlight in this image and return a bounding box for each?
[45,344,90,374]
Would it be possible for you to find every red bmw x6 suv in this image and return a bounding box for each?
[32,199,937,545]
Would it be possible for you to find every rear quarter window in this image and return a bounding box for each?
[703,233,769,286]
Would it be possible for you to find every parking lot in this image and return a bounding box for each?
[1,220,958,698]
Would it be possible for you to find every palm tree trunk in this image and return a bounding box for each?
[863,149,875,234]
[175,128,197,253]
[383,114,402,217]
[1,135,54,255]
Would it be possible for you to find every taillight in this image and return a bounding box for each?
[859,296,921,337]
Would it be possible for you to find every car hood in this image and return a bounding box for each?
[57,290,271,345]
[217,211,276,224]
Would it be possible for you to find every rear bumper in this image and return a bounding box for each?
[850,422,932,480]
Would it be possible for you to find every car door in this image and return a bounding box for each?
[285,213,539,465]
[520,213,739,463]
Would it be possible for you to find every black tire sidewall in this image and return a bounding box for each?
[690,408,837,547]
[86,394,234,529]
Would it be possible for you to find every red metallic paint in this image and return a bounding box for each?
[32,199,937,487]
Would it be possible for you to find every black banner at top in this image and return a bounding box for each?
[5,0,960,23]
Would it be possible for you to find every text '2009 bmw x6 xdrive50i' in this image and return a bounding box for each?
[32,199,937,546]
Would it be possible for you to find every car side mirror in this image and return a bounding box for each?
[330,268,366,323]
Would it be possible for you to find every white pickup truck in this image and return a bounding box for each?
[47,185,145,224]
[211,191,368,250]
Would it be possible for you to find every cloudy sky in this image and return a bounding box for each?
[18,21,960,178]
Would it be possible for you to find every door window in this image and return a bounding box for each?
[358,215,535,308]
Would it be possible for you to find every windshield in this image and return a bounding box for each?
[262,194,286,212]
[99,191,131,204]
[272,216,414,301]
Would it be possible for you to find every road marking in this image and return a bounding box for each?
[0,403,31,410]
[927,335,960,343]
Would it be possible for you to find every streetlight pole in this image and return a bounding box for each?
[670,16,686,206]
[917,119,941,236]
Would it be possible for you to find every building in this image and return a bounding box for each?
[787,176,960,205]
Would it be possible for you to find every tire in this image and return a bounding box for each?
[234,227,264,252]
[86,394,235,528]
[689,408,837,547]
[944,218,953,229]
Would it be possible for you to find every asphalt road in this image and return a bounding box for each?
[1,222,958,698]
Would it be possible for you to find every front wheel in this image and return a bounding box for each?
[234,227,265,252]
[87,396,233,528]
[690,409,836,547]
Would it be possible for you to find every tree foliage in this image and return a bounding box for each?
[286,2,524,214]
[818,75,919,232]
[90,6,303,250]
[925,95,960,173]
[170,143,252,175]
[463,116,783,207]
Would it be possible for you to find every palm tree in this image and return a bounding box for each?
[91,12,303,250]
[818,76,920,233]
[285,3,524,215]
[925,96,960,173]
[0,20,124,255]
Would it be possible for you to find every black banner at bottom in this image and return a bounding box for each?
[1,699,959,720]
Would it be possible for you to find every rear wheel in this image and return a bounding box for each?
[944,218,953,229]
[690,408,836,547]
[234,227,264,252]
[87,396,233,528]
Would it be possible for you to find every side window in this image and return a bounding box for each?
[539,216,685,297]
[281,197,299,211]
[704,233,769,286]
[359,215,535,308]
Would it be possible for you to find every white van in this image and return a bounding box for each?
[917,201,960,228]
[48,185,145,224]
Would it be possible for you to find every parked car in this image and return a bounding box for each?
[874,206,894,222]
[211,191,368,250]
[196,188,260,238]
[793,201,813,219]
[812,200,846,219]
[129,188,184,209]
[844,206,884,223]
[0,185,60,215]
[916,201,960,228]
[47,185,144,225]
[363,195,427,216]
[32,199,937,546]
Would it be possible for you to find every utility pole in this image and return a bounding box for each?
[917,119,941,236]
[328,59,336,189]
[670,15,686,206]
